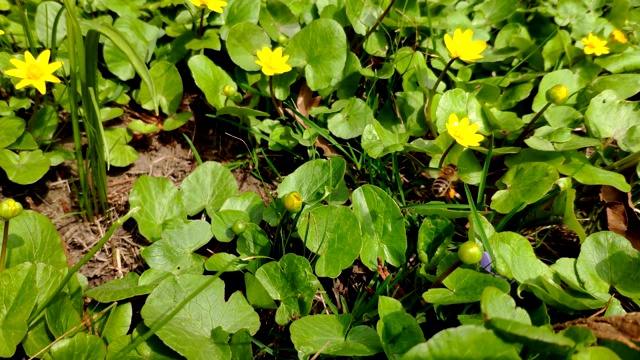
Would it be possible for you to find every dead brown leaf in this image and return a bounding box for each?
[554,312,640,351]
[284,81,340,157]
[600,186,640,250]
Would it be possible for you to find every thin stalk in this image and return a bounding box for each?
[355,0,396,50]
[513,102,551,146]
[605,150,640,172]
[424,58,455,139]
[438,140,457,169]
[28,208,138,326]
[198,8,205,38]
[429,259,462,289]
[269,76,283,117]
[15,0,37,55]
[0,220,8,273]
[476,135,494,208]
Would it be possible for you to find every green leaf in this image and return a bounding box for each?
[473,0,518,26]
[486,318,575,356]
[520,276,607,312]
[489,232,550,283]
[0,149,50,185]
[327,97,374,139]
[576,231,640,298]
[28,106,58,143]
[180,161,239,216]
[583,74,640,102]
[558,152,630,192]
[584,90,639,151]
[572,346,622,360]
[345,0,382,35]
[278,157,346,205]
[35,1,67,48]
[298,205,362,277]
[244,272,277,309]
[361,120,408,158]
[226,22,271,71]
[236,223,271,257]
[291,314,383,358]
[352,185,407,270]
[204,253,248,272]
[220,192,265,224]
[106,323,179,360]
[102,18,164,81]
[45,333,107,360]
[395,91,428,137]
[402,325,520,359]
[85,272,159,303]
[87,303,132,345]
[286,19,347,90]
[0,263,37,358]
[422,268,511,305]
[141,220,213,275]
[490,163,559,214]
[481,286,531,324]
[532,69,582,112]
[259,0,301,40]
[210,210,250,243]
[595,51,640,74]
[163,112,192,131]
[185,29,221,51]
[45,293,82,338]
[219,0,261,39]
[377,296,425,359]
[552,178,586,242]
[255,254,321,325]
[139,61,183,115]
[416,216,454,270]
[129,175,187,241]
[128,120,160,135]
[0,116,26,148]
[0,210,67,268]
[188,54,236,110]
[104,128,138,167]
[141,275,260,360]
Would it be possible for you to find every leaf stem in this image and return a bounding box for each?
[198,8,205,38]
[0,220,8,273]
[513,102,551,146]
[438,140,457,169]
[424,58,455,139]
[355,0,396,50]
[429,259,462,289]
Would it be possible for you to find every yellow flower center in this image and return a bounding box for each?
[26,63,45,80]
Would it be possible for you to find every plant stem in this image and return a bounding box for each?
[429,259,462,289]
[269,76,283,117]
[355,0,396,50]
[198,8,205,38]
[605,150,640,172]
[438,140,457,169]
[424,58,455,139]
[15,0,37,55]
[0,220,8,273]
[513,102,551,146]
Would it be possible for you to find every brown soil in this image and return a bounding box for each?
[0,121,270,287]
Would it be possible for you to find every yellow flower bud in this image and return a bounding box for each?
[545,84,569,105]
[223,84,237,98]
[458,241,482,265]
[0,198,23,220]
[277,34,289,46]
[283,192,303,213]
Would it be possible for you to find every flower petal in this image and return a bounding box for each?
[24,51,36,64]
[43,74,61,83]
[9,58,27,70]
[33,80,47,94]
[460,116,470,127]
[5,68,26,78]
[37,50,51,64]
[47,61,63,73]
[15,79,32,89]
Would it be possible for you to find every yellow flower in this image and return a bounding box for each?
[0,30,4,35]
[444,29,487,63]
[581,33,609,56]
[255,46,292,76]
[188,0,227,13]
[5,50,63,95]
[610,30,628,44]
[445,114,484,148]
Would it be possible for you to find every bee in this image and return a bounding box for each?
[432,164,459,199]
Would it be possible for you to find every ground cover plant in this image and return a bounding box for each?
[1,0,640,358]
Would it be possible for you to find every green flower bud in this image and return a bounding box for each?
[223,84,237,98]
[0,198,23,220]
[277,34,289,46]
[283,192,302,213]
[231,220,247,235]
[545,84,569,105]
[458,241,482,265]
